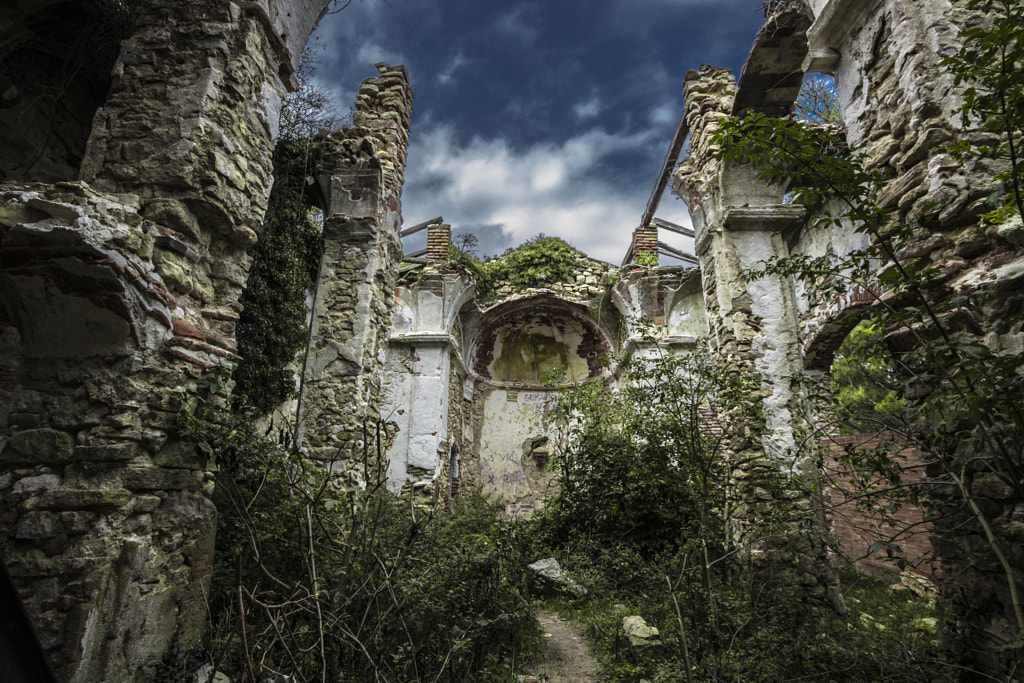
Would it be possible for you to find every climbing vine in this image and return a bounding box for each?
[233,137,327,413]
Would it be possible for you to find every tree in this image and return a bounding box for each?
[534,344,942,682]
[831,318,904,435]
[279,40,344,141]
[794,73,842,125]
[451,230,478,256]
[941,0,1024,223]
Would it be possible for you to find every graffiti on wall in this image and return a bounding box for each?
[479,389,555,509]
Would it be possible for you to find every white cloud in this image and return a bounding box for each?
[438,52,468,85]
[648,101,679,127]
[573,96,601,120]
[401,125,680,263]
[356,42,408,68]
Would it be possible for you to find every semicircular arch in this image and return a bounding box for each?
[467,294,613,388]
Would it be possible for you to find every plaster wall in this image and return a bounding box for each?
[476,386,555,517]
[664,277,709,339]
[382,272,474,493]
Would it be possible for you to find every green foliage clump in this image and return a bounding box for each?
[177,386,542,682]
[487,235,583,292]
[233,137,326,413]
[633,249,658,268]
[445,235,585,304]
[445,243,494,299]
[530,345,946,681]
[832,318,905,435]
[537,348,748,561]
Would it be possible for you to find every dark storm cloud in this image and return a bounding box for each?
[308,0,766,262]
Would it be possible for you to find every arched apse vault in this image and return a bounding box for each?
[463,294,614,517]
[468,295,615,387]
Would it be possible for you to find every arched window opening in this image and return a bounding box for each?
[794,73,842,125]
[829,317,905,437]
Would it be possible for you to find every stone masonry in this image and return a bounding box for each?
[296,64,413,477]
[2,1,1024,680]
[0,1,339,680]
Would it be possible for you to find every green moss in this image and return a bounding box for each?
[233,138,328,413]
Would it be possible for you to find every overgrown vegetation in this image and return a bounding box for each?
[233,45,340,414]
[831,319,905,435]
[529,345,946,681]
[445,234,586,304]
[232,137,326,413]
[176,380,542,682]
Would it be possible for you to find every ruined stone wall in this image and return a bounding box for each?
[0,2,344,678]
[667,1,1024,673]
[486,257,615,303]
[674,64,841,610]
[0,179,243,682]
[805,1,1024,673]
[81,1,290,244]
[297,64,412,477]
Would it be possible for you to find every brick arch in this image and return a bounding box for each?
[801,284,879,371]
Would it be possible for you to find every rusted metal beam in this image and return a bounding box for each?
[623,107,691,266]
[400,216,443,237]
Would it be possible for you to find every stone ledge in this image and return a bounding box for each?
[389,333,458,347]
[722,205,806,232]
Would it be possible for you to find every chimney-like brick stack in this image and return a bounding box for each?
[632,224,659,261]
[427,223,452,259]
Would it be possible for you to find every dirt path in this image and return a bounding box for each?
[524,611,600,682]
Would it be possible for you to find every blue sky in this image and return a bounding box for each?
[311,0,767,263]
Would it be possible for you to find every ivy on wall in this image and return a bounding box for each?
[446,235,586,305]
[233,138,327,413]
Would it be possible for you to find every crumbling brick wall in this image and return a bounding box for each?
[823,434,938,579]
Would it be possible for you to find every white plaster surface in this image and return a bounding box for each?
[479,388,552,502]
[733,231,800,467]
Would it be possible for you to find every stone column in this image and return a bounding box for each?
[296,64,413,476]
[382,272,475,494]
[674,66,840,609]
